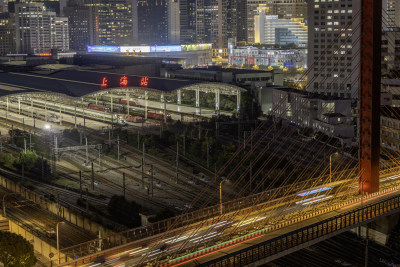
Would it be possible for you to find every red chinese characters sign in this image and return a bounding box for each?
[140,77,149,87]
[101,77,108,88]
[120,76,128,87]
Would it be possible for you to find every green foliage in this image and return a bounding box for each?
[107,195,141,228]
[0,231,37,267]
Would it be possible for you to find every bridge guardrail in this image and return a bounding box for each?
[198,192,400,267]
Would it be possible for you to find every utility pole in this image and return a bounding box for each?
[79,171,82,199]
[29,133,32,151]
[137,130,140,149]
[183,133,186,156]
[24,138,26,153]
[123,173,126,198]
[151,164,154,197]
[108,129,111,147]
[85,138,88,164]
[74,105,77,128]
[41,155,44,180]
[91,162,94,190]
[207,140,209,168]
[176,142,179,184]
[98,147,101,169]
[85,188,88,212]
[142,143,145,188]
[117,135,120,161]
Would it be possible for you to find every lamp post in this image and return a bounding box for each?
[3,193,17,217]
[57,221,64,265]
[329,152,338,183]
[220,178,229,216]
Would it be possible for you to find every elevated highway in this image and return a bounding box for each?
[57,169,400,266]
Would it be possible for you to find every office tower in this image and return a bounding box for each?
[53,17,69,51]
[168,0,180,44]
[133,0,168,45]
[64,0,98,51]
[8,0,61,15]
[247,0,307,44]
[0,12,15,55]
[15,3,69,53]
[236,0,247,42]
[179,0,196,43]
[254,5,307,46]
[85,0,132,46]
[383,0,400,26]
[196,0,218,46]
[307,0,360,99]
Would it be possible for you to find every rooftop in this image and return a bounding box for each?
[0,69,202,98]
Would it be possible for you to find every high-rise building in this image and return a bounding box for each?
[383,0,400,26]
[86,0,133,46]
[0,12,15,55]
[53,17,69,51]
[8,0,61,15]
[168,0,180,44]
[179,0,196,43]
[247,0,307,44]
[196,0,218,46]
[64,0,98,51]
[254,6,307,46]
[133,0,168,45]
[15,3,69,53]
[307,0,360,99]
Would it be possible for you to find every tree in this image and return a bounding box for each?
[0,231,37,267]
[107,195,141,228]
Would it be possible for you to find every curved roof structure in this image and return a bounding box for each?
[0,69,245,100]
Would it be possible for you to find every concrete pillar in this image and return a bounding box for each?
[95,95,98,105]
[31,99,33,117]
[177,89,182,105]
[110,95,113,113]
[195,88,200,107]
[215,89,220,110]
[126,92,130,115]
[18,98,20,115]
[6,97,8,113]
[237,89,241,112]
[145,91,148,120]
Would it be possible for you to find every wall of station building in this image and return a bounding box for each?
[229,47,307,69]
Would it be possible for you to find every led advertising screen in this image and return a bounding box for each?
[88,46,120,53]
[150,45,182,52]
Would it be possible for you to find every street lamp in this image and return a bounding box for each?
[220,178,229,216]
[329,152,339,183]
[3,193,18,217]
[56,221,64,265]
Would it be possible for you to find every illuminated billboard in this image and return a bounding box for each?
[150,45,182,52]
[88,46,120,53]
[120,46,151,53]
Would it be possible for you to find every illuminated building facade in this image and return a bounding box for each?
[15,3,69,53]
[254,6,307,46]
[229,46,307,68]
[85,0,133,46]
[307,0,360,99]
[7,0,61,15]
[179,0,196,44]
[247,0,307,44]
[64,1,98,51]
[0,12,15,55]
[133,0,169,45]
